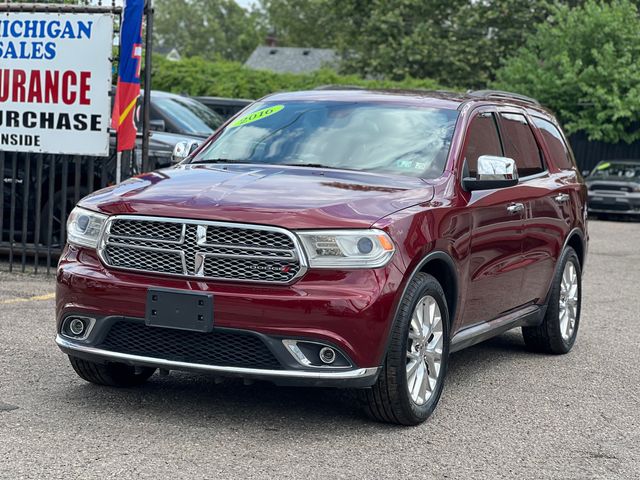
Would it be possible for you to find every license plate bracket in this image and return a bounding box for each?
[145,288,214,333]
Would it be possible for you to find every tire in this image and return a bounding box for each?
[69,356,156,387]
[359,273,450,425]
[522,247,582,354]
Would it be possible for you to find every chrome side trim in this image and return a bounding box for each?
[450,305,543,353]
[57,336,378,380]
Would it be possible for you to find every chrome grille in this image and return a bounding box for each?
[99,216,305,284]
[110,219,184,242]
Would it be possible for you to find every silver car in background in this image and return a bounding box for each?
[586,160,640,218]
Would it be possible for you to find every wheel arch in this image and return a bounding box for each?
[542,227,587,307]
[415,252,459,325]
[565,228,586,268]
[379,250,459,367]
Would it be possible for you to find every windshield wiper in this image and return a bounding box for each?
[191,158,251,164]
[281,163,344,170]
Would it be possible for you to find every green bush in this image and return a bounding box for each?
[151,55,444,99]
[494,0,640,143]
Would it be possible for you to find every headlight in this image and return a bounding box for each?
[66,207,108,249]
[297,229,395,268]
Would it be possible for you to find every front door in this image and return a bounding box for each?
[458,110,527,328]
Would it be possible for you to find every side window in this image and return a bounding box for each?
[462,113,502,177]
[532,117,574,170]
[499,113,545,177]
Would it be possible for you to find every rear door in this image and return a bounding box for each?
[496,112,573,306]
[459,109,528,328]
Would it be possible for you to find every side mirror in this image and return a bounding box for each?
[171,140,201,164]
[581,169,591,177]
[462,155,519,191]
[149,119,166,132]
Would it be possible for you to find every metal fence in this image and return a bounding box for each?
[568,132,640,173]
[0,0,157,274]
[0,151,140,274]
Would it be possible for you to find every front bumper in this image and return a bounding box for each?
[56,246,403,387]
[56,335,380,387]
[588,192,640,215]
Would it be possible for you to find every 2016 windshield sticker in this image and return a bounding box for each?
[229,105,285,128]
[596,162,611,170]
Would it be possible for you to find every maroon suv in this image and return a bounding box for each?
[56,89,588,425]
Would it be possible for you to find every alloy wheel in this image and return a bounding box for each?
[559,261,579,341]
[406,295,444,406]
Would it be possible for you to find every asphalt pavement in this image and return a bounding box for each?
[0,219,638,479]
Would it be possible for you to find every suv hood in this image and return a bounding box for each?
[80,164,434,229]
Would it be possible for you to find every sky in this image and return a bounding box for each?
[235,0,256,9]
[89,0,256,8]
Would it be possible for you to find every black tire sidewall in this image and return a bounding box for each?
[391,273,450,422]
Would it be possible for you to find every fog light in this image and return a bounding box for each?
[68,318,86,336]
[319,347,336,364]
[63,316,96,339]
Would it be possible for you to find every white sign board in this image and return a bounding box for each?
[0,12,114,156]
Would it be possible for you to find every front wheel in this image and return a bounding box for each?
[360,273,450,425]
[522,247,582,354]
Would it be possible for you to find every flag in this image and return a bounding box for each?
[111,0,144,152]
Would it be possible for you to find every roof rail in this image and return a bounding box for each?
[467,90,540,106]
[313,85,367,91]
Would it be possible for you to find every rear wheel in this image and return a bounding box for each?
[522,247,581,354]
[360,273,450,425]
[69,356,156,387]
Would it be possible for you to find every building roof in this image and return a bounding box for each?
[244,46,338,74]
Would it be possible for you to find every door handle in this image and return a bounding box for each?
[554,193,570,203]
[507,203,524,214]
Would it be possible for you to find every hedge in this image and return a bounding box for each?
[150,55,445,99]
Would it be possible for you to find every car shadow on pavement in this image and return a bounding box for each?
[58,330,535,428]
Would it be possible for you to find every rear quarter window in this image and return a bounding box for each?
[532,117,575,170]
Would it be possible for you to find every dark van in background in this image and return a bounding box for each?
[1,92,223,260]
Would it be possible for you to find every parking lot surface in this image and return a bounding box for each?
[0,219,638,479]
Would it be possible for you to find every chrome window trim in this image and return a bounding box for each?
[97,215,309,285]
[57,335,378,380]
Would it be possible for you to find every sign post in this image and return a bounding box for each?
[0,11,114,156]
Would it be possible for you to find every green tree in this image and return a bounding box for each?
[154,0,262,62]
[257,0,337,47]
[329,0,558,88]
[256,0,568,88]
[151,55,442,99]
[494,0,640,143]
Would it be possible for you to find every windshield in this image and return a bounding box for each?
[591,162,640,179]
[154,96,224,135]
[192,101,459,177]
